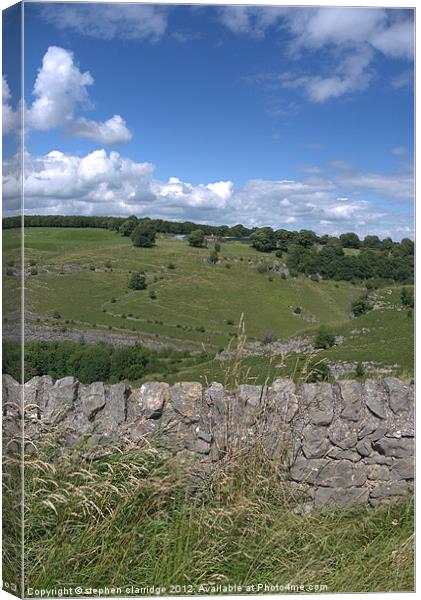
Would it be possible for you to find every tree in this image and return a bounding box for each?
[352,295,372,316]
[188,229,206,247]
[131,223,156,248]
[119,219,137,237]
[339,232,361,249]
[314,326,336,349]
[296,229,318,248]
[401,287,414,308]
[128,272,147,290]
[250,227,277,252]
[209,249,219,264]
[363,235,381,249]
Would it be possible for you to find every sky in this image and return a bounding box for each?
[2,1,415,239]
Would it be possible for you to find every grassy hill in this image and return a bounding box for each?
[3,227,414,384]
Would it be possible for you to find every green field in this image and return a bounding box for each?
[2,227,414,384]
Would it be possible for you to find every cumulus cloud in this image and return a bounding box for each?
[2,76,20,135]
[39,3,167,41]
[220,7,414,102]
[24,46,132,145]
[69,115,132,145]
[2,148,413,239]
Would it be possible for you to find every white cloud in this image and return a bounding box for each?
[218,6,285,39]
[391,146,407,156]
[335,171,413,200]
[40,3,167,41]
[27,46,93,130]
[220,7,414,102]
[25,46,132,145]
[69,115,132,145]
[2,147,412,239]
[2,76,20,135]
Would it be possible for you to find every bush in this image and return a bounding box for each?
[52,310,61,320]
[30,267,38,276]
[131,223,156,248]
[167,262,176,270]
[401,287,414,308]
[104,260,112,269]
[314,327,336,349]
[128,272,147,290]
[149,291,157,300]
[257,263,269,274]
[356,362,365,377]
[293,306,301,314]
[89,264,95,271]
[188,229,206,248]
[209,249,219,264]
[261,331,277,345]
[352,295,373,317]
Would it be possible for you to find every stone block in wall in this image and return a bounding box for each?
[390,458,414,480]
[302,424,331,458]
[328,419,358,449]
[290,457,328,485]
[45,376,78,423]
[316,460,367,488]
[127,382,169,421]
[372,437,414,458]
[24,375,53,419]
[301,383,334,426]
[367,464,390,481]
[315,486,369,509]
[337,380,363,422]
[363,380,388,419]
[170,382,202,423]
[260,379,298,461]
[369,481,408,500]
[384,378,414,415]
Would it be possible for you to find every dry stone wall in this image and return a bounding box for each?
[2,374,414,510]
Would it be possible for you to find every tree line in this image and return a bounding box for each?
[4,215,413,283]
[2,339,204,384]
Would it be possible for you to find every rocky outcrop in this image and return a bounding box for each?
[2,375,414,510]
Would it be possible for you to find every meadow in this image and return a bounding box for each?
[2,226,413,385]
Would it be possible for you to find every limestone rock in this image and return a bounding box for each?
[302,383,334,426]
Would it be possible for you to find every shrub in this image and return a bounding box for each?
[226,319,234,326]
[167,262,176,270]
[293,306,301,314]
[356,362,365,377]
[209,249,219,264]
[104,260,112,269]
[110,297,116,303]
[128,272,147,290]
[352,295,372,317]
[149,291,157,300]
[257,263,269,274]
[30,267,38,276]
[261,331,277,345]
[131,223,156,248]
[89,264,95,271]
[52,310,61,320]
[314,326,336,349]
[401,287,414,308]
[188,229,206,248]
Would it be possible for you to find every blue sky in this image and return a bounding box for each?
[2,2,415,239]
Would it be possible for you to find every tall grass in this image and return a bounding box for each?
[20,433,414,594]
